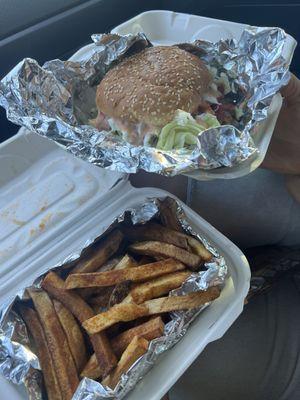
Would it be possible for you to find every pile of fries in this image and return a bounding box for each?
[16,199,221,400]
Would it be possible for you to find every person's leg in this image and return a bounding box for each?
[170,272,300,400]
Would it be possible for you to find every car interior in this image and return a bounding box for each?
[0,1,300,400]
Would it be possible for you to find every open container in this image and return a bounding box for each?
[72,10,297,180]
[0,11,252,400]
[0,129,250,400]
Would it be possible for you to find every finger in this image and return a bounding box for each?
[280,74,300,104]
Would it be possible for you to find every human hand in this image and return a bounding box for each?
[262,73,300,175]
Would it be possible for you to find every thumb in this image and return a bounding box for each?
[280,73,300,104]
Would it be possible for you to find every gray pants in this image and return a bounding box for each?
[172,169,300,400]
[171,271,300,400]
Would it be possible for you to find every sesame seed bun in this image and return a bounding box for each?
[96,46,212,127]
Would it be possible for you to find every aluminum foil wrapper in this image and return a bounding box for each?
[0,27,291,176]
[0,197,227,399]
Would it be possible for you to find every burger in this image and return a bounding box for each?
[91,45,239,150]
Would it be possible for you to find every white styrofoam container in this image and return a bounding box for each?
[0,128,250,400]
[0,10,252,400]
[72,10,296,180]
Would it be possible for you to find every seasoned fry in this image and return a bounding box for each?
[14,197,223,395]
[42,272,95,322]
[129,241,203,270]
[65,259,185,289]
[101,256,123,272]
[111,316,164,356]
[185,236,212,261]
[122,223,189,250]
[42,272,117,377]
[159,198,183,232]
[122,271,191,304]
[53,300,87,373]
[71,230,123,274]
[109,281,132,307]
[80,355,102,380]
[102,336,149,389]
[18,305,62,400]
[28,289,79,400]
[89,287,115,308]
[144,287,221,314]
[137,256,155,265]
[113,254,138,270]
[77,286,109,301]
[78,257,123,300]
[82,255,136,308]
[81,317,164,379]
[123,223,212,261]
[83,287,220,335]
[83,303,148,334]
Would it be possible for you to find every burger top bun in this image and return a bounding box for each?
[96,46,212,127]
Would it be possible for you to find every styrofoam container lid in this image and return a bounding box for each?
[0,129,125,298]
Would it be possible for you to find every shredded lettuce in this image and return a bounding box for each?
[156,110,220,150]
[198,113,221,128]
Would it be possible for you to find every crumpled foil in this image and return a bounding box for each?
[0,27,291,176]
[0,197,227,399]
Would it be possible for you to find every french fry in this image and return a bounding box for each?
[123,223,212,261]
[81,317,164,379]
[159,198,183,232]
[122,271,191,304]
[129,241,203,270]
[71,230,123,274]
[109,281,132,307]
[101,256,123,272]
[81,255,136,307]
[28,289,79,400]
[111,316,164,356]
[102,337,149,389]
[82,287,220,334]
[53,300,87,373]
[83,303,148,334]
[113,254,138,270]
[185,236,212,262]
[80,357,102,380]
[65,259,185,289]
[89,287,115,309]
[42,272,117,377]
[138,256,156,265]
[144,287,221,314]
[77,286,110,301]
[77,257,123,300]
[83,287,220,335]
[122,223,189,250]
[18,305,62,400]
[160,197,215,261]
[42,272,95,322]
